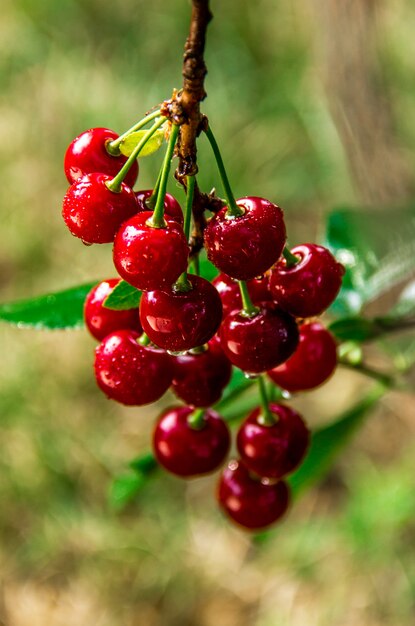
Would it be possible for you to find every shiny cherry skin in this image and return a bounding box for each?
[113,211,189,291]
[269,243,345,318]
[217,459,290,530]
[84,278,142,341]
[135,189,183,225]
[171,341,232,407]
[204,196,286,280]
[140,275,223,352]
[268,322,337,392]
[62,173,139,244]
[219,303,299,374]
[64,127,138,188]
[237,404,309,479]
[153,406,231,477]
[212,273,272,318]
[94,330,173,405]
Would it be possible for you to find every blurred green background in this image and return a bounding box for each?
[1,0,415,624]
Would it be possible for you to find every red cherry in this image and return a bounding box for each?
[64,127,138,188]
[140,275,223,352]
[62,173,139,244]
[212,273,271,318]
[269,243,345,317]
[236,404,309,479]
[219,303,299,373]
[171,341,232,407]
[135,189,183,225]
[204,196,286,280]
[84,279,142,341]
[268,322,337,392]
[153,406,231,477]
[217,459,290,530]
[94,330,172,405]
[113,211,189,291]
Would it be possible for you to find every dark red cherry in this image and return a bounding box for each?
[217,459,290,530]
[64,127,138,188]
[94,330,172,405]
[204,196,286,280]
[153,406,231,477]
[219,303,299,373]
[212,273,272,318]
[113,211,189,291]
[237,404,309,479]
[62,173,139,244]
[171,341,232,407]
[140,275,223,352]
[268,322,337,392]
[84,278,142,341]
[135,189,183,225]
[269,243,345,318]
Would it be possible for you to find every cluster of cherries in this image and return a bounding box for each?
[62,120,344,530]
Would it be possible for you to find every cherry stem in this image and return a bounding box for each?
[238,280,260,318]
[173,271,193,292]
[183,175,195,242]
[137,333,151,347]
[187,407,206,430]
[283,246,300,267]
[145,169,163,210]
[257,375,276,426]
[148,123,180,228]
[204,126,243,218]
[106,117,166,193]
[107,109,162,154]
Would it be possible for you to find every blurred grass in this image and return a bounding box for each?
[1,0,415,624]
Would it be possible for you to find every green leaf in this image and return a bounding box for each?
[103,280,141,310]
[288,385,385,497]
[0,282,97,329]
[108,473,146,511]
[119,128,165,157]
[389,280,415,318]
[195,250,219,282]
[325,207,415,315]
[328,317,381,342]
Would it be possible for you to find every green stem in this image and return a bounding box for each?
[173,271,192,293]
[106,117,166,193]
[339,360,396,388]
[107,109,162,155]
[137,333,151,347]
[283,246,300,267]
[183,175,195,242]
[187,407,206,430]
[145,169,163,210]
[238,281,259,317]
[190,255,200,276]
[204,126,243,217]
[257,376,275,426]
[148,124,180,228]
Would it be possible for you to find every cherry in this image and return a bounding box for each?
[171,341,232,407]
[113,211,189,291]
[62,173,139,244]
[135,189,183,225]
[64,127,139,188]
[204,196,286,280]
[153,406,230,477]
[212,273,271,318]
[84,278,142,341]
[94,330,172,405]
[140,275,223,352]
[217,459,290,530]
[219,303,299,373]
[269,243,345,318]
[268,322,337,392]
[236,404,309,479]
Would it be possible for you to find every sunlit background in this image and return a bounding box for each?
[1,0,415,624]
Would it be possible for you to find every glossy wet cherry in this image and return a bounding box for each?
[236,404,310,479]
[135,189,183,225]
[204,196,286,280]
[84,279,142,341]
[94,330,173,405]
[217,459,290,530]
[268,321,338,392]
[153,406,231,477]
[64,127,139,188]
[62,172,139,244]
